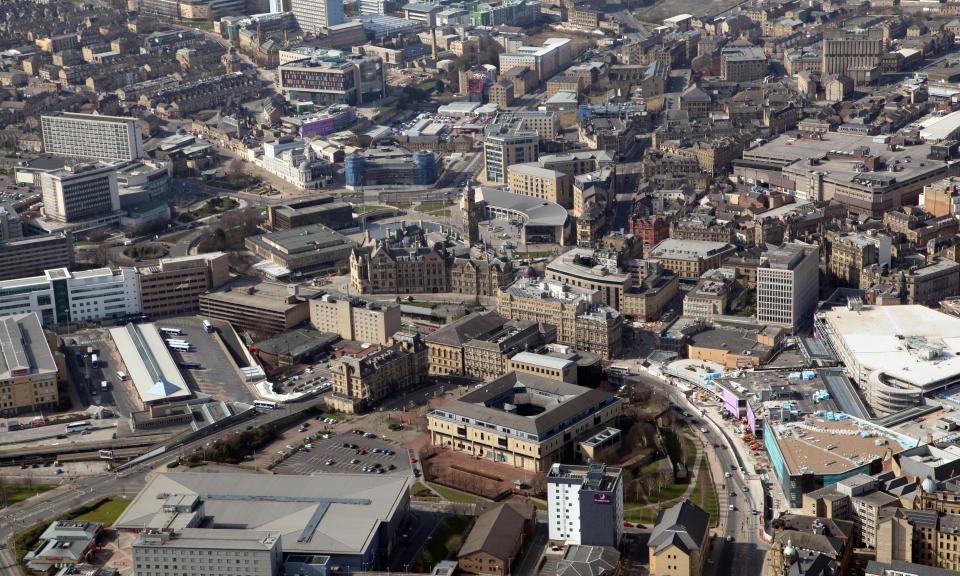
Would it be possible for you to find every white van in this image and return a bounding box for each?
[116,371,127,381]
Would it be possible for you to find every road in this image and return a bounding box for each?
[621,370,768,576]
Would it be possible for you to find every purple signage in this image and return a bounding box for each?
[721,386,740,417]
[746,401,757,434]
[594,493,612,505]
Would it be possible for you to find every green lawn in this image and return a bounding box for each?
[427,482,478,503]
[689,460,718,527]
[417,201,450,213]
[0,483,56,509]
[353,204,390,214]
[529,497,547,511]
[411,483,436,498]
[418,515,470,567]
[74,497,131,526]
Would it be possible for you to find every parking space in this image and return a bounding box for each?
[150,317,254,403]
[63,329,141,418]
[274,429,414,477]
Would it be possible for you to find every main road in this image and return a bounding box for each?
[621,370,768,576]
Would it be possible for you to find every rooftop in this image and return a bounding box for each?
[476,187,569,227]
[108,323,191,405]
[0,313,56,380]
[769,413,918,477]
[116,472,409,557]
[510,351,574,371]
[649,238,734,261]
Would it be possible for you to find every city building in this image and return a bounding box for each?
[545,249,631,311]
[620,261,679,321]
[720,46,768,82]
[0,233,74,282]
[344,150,438,187]
[40,163,120,224]
[648,500,711,576]
[498,38,573,83]
[199,281,310,338]
[507,351,577,384]
[23,521,102,573]
[41,113,143,162]
[461,319,542,382]
[547,463,624,546]
[349,225,449,295]
[115,472,410,571]
[756,242,819,333]
[826,231,891,288]
[457,502,535,576]
[815,303,960,416]
[647,239,736,280]
[765,413,917,507]
[328,332,427,413]
[310,295,401,346]
[0,267,140,326]
[821,27,883,84]
[259,138,333,190]
[683,269,739,320]
[428,372,622,471]
[506,163,571,207]
[0,313,58,417]
[768,514,854,576]
[866,561,960,576]
[497,278,623,359]
[133,529,281,576]
[474,187,570,246]
[291,0,345,33]
[686,325,780,369]
[484,132,538,183]
[137,253,230,318]
[278,49,385,105]
[424,311,511,377]
[109,322,192,406]
[267,197,354,231]
[449,257,514,298]
[245,223,354,277]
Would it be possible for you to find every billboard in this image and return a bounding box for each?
[593,493,612,505]
[722,386,741,417]
[746,401,757,434]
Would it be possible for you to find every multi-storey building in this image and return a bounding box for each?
[199,281,310,338]
[720,47,768,82]
[328,332,427,413]
[548,463,624,546]
[861,257,960,307]
[683,269,737,320]
[39,163,120,224]
[291,0,345,33]
[461,319,541,382]
[497,278,622,359]
[507,164,571,207]
[309,295,401,346]
[350,238,448,295]
[827,231,891,288]
[133,529,281,576]
[424,311,512,377]
[267,197,354,231]
[648,500,711,576]
[0,268,140,326]
[545,249,631,311]
[669,215,734,243]
[756,242,819,333]
[821,27,884,83]
[137,253,230,318]
[0,233,73,282]
[246,223,354,277]
[278,49,385,105]
[0,313,59,417]
[498,38,572,82]
[449,258,513,298]
[484,132,539,183]
[428,372,622,471]
[259,139,333,190]
[41,113,143,163]
[647,238,736,280]
[488,112,561,141]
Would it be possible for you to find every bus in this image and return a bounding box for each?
[65,421,93,434]
[202,320,214,333]
[168,343,192,352]
[90,354,99,367]
[253,400,278,410]
[608,365,631,376]
[159,327,183,336]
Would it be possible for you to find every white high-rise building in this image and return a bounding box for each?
[41,113,143,163]
[291,0,345,33]
[547,463,624,546]
[756,242,819,333]
[0,267,141,325]
[39,163,120,224]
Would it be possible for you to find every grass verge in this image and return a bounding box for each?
[427,482,479,503]
[0,483,56,509]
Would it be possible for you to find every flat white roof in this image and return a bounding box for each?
[109,323,191,404]
[511,351,574,370]
[823,305,960,388]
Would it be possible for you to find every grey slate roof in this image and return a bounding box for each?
[649,500,709,555]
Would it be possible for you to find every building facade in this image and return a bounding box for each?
[138,253,230,318]
[40,163,120,224]
[41,113,143,162]
[309,295,401,345]
[756,242,819,333]
[328,333,427,413]
[548,463,624,546]
[0,313,59,416]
